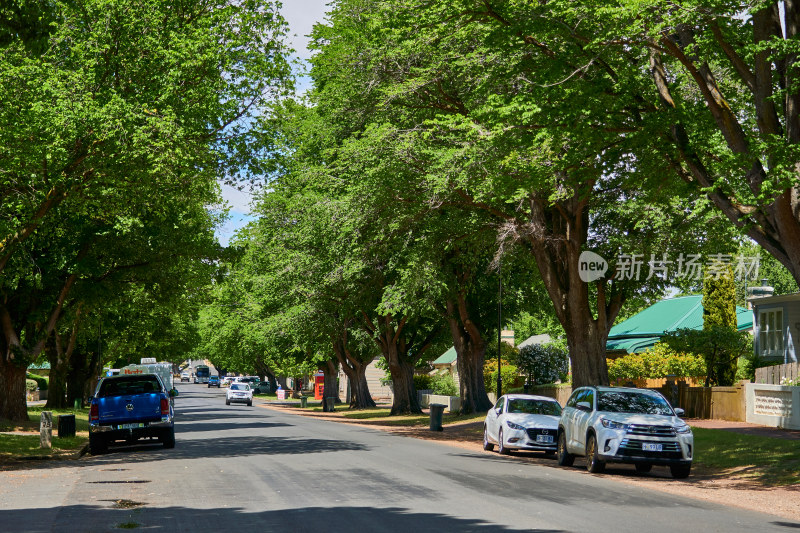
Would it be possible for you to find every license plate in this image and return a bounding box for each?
[120,423,144,430]
[642,443,663,452]
[536,435,554,444]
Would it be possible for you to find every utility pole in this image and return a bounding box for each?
[497,255,502,400]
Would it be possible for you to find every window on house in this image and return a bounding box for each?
[759,309,784,357]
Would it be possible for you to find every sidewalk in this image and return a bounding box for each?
[686,418,800,440]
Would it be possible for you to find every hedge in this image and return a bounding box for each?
[607,343,706,382]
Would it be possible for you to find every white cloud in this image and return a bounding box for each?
[280,0,331,60]
[220,182,254,214]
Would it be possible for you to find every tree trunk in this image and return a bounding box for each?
[445,298,493,414]
[333,339,375,409]
[276,375,288,390]
[524,190,623,388]
[0,359,29,421]
[45,335,68,409]
[387,356,419,415]
[321,359,341,411]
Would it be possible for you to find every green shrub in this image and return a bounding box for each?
[413,374,433,391]
[662,327,752,386]
[27,373,48,391]
[26,379,38,392]
[484,364,521,395]
[430,373,458,396]
[516,343,569,385]
[607,343,706,382]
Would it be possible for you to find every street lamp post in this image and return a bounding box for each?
[496,255,502,400]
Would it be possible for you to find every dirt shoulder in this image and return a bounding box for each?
[259,402,800,523]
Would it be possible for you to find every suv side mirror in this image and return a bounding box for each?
[674,407,685,417]
[576,401,592,412]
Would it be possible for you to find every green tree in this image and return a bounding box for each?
[0,0,291,421]
[703,267,737,330]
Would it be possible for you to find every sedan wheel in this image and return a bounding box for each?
[557,431,574,467]
[226,399,230,405]
[483,425,494,451]
[498,428,510,455]
[586,434,606,474]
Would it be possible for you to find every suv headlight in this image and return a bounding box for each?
[674,423,692,434]
[601,418,629,430]
[506,420,525,430]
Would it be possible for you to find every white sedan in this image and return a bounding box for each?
[484,394,563,455]
[226,383,253,406]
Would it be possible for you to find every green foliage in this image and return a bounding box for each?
[413,374,433,391]
[703,267,737,329]
[483,361,521,396]
[430,373,458,396]
[607,344,706,382]
[662,328,753,386]
[736,351,772,383]
[26,373,47,391]
[25,379,37,392]
[516,343,569,385]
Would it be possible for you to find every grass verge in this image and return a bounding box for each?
[692,427,800,486]
[0,405,89,460]
[0,435,86,459]
[341,408,485,427]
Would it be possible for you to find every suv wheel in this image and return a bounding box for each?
[483,425,494,451]
[585,434,606,473]
[557,431,574,466]
[89,434,107,455]
[670,464,691,479]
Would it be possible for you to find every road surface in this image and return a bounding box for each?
[1,383,797,532]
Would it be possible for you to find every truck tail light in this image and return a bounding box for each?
[90,403,99,422]
[160,398,169,415]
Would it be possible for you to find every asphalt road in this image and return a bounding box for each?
[1,383,798,532]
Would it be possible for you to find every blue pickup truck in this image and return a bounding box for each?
[88,373,177,455]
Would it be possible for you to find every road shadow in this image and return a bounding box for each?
[0,504,568,532]
[176,421,292,433]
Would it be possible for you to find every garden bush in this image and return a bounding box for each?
[430,373,458,396]
[26,379,38,392]
[27,373,48,391]
[516,342,569,385]
[413,374,433,391]
[607,343,706,382]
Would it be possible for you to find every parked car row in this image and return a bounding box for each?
[483,386,693,479]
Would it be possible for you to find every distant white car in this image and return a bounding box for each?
[484,394,562,455]
[226,383,253,406]
[180,371,191,383]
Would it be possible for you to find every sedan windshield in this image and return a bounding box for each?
[506,399,562,416]
[597,391,674,415]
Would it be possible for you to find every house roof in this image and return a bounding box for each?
[517,334,553,349]
[606,295,753,354]
[750,291,800,307]
[432,346,457,366]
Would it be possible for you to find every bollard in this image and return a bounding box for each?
[300,396,308,408]
[40,411,52,449]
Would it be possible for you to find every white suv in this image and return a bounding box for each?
[557,386,693,478]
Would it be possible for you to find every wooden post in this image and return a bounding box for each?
[40,411,52,449]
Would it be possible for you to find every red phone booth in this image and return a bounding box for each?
[314,371,325,400]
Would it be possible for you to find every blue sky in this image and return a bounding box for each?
[216,0,331,246]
